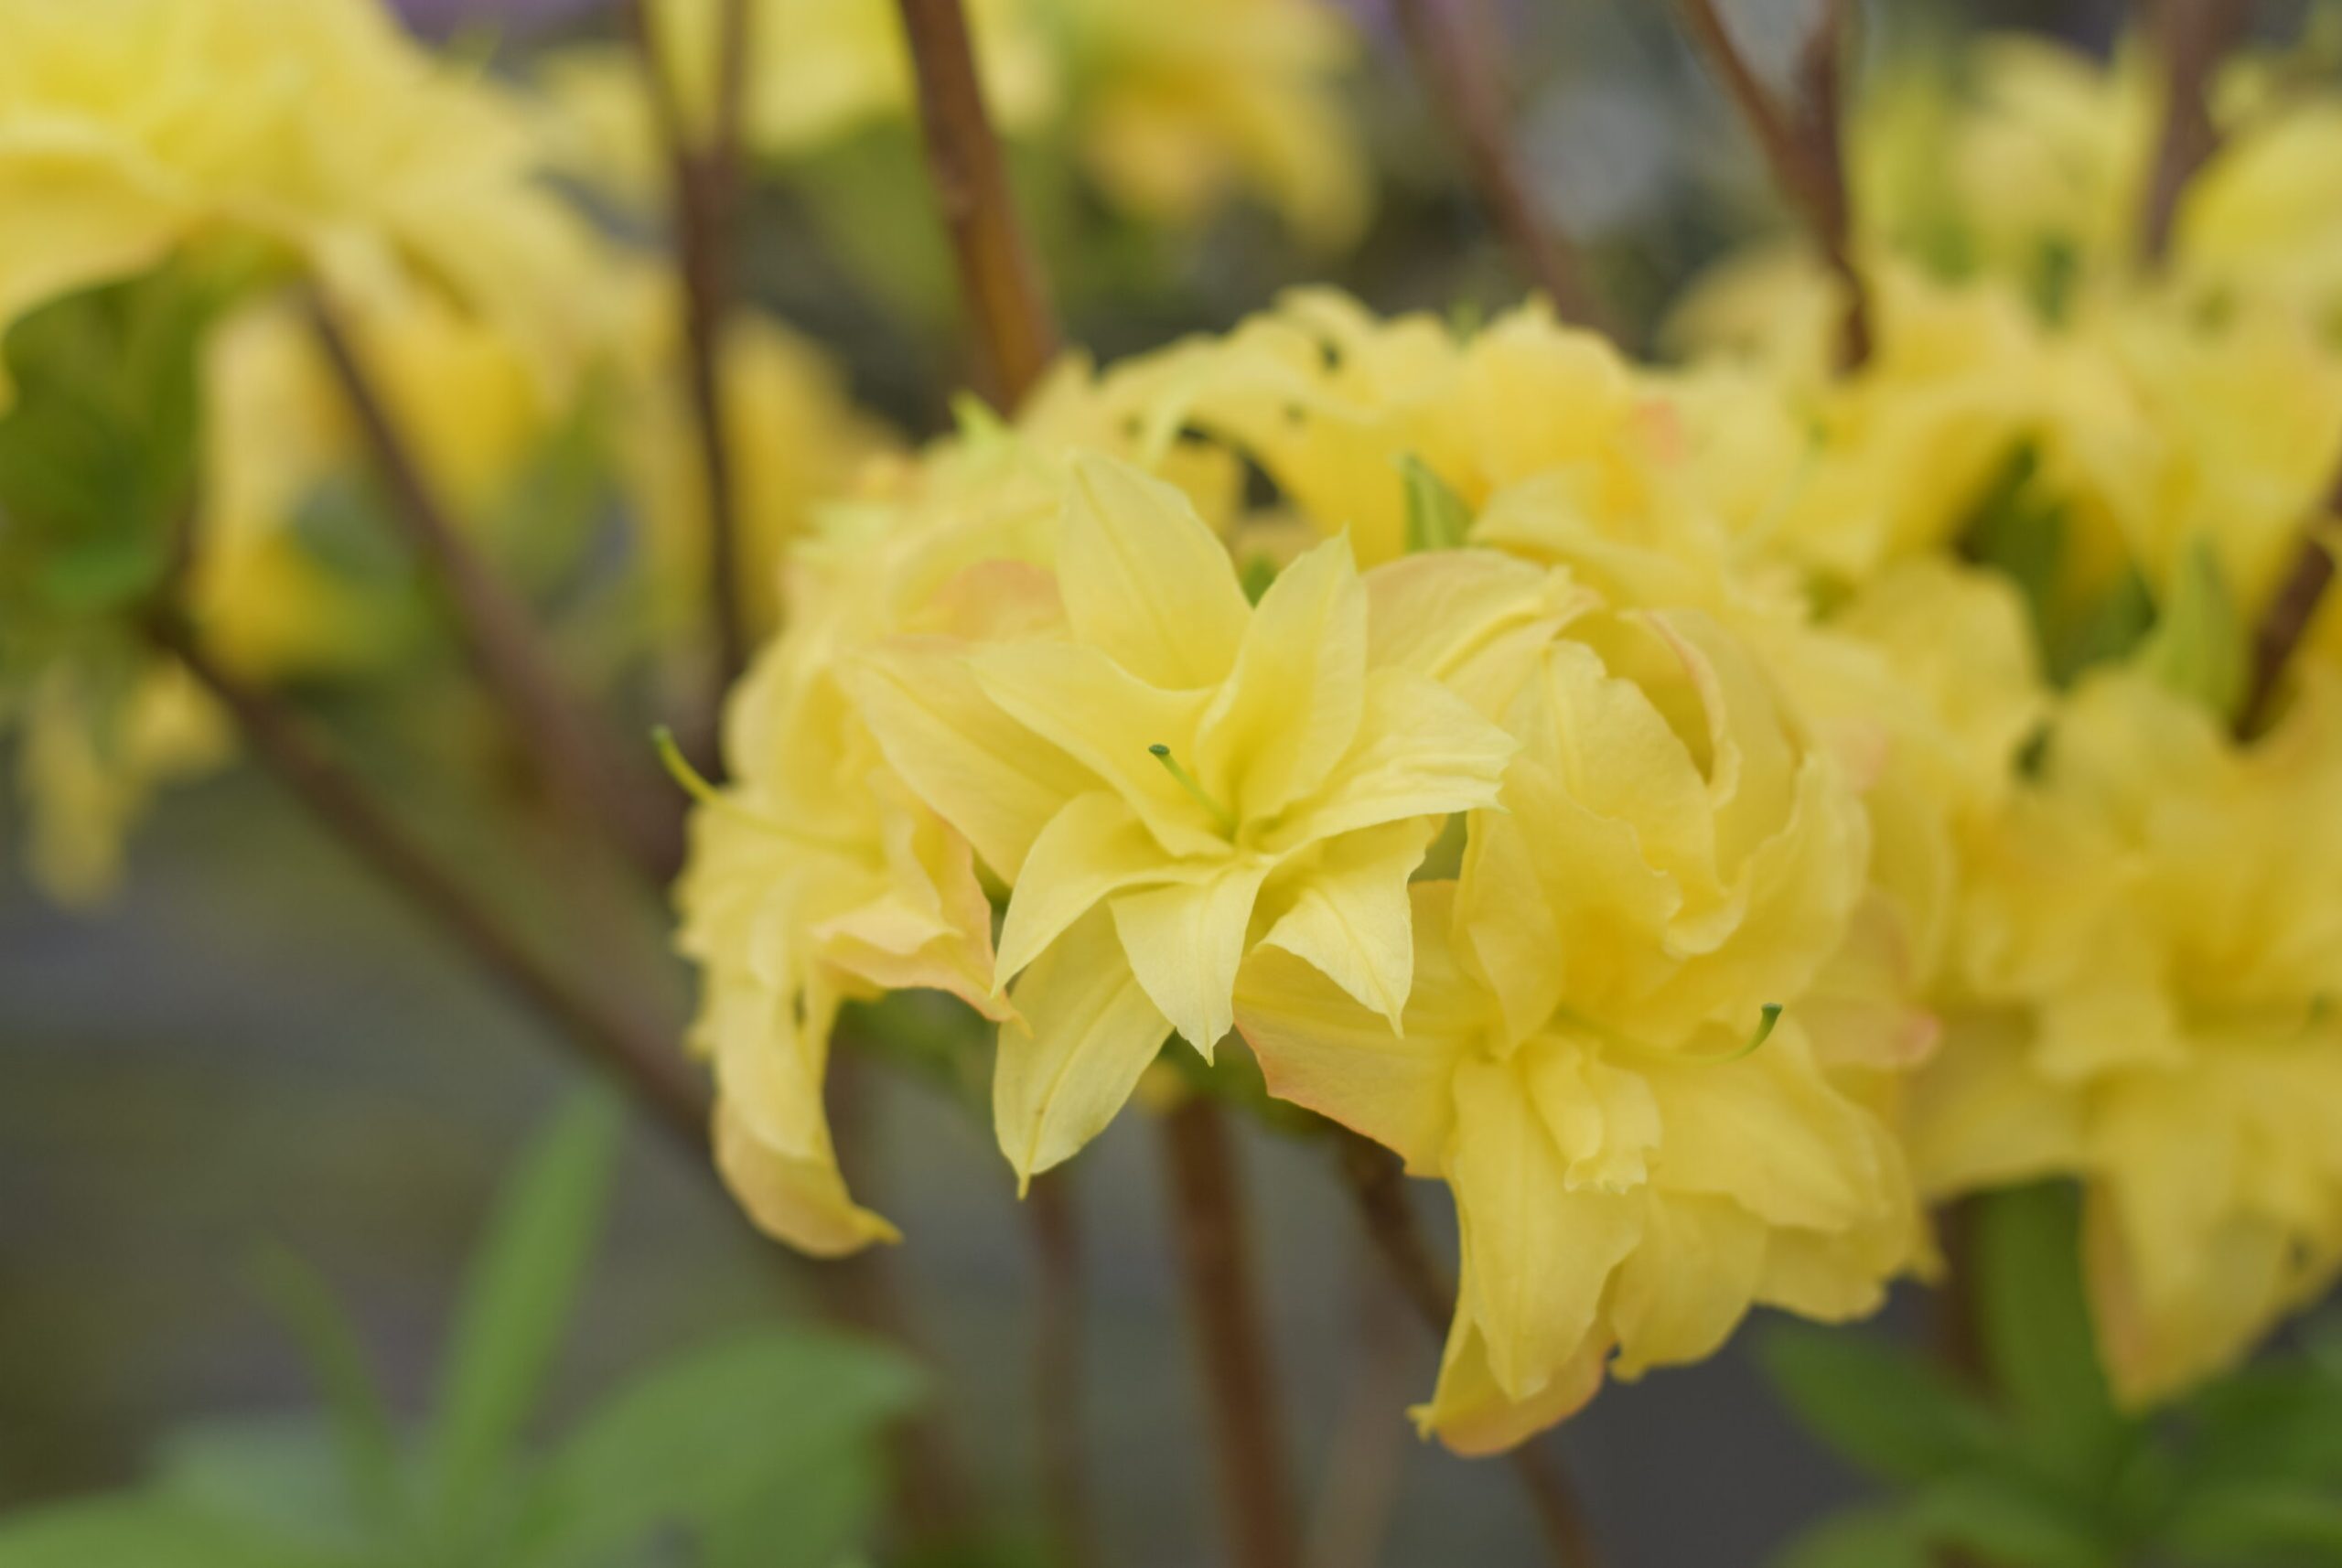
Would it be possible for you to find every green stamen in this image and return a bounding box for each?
[1714,1004,1783,1064]
[651,725,725,809]
[1150,744,1237,835]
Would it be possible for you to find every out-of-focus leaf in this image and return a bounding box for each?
[248,1246,404,1530]
[1970,1184,2127,1482]
[152,1417,381,1558]
[2165,1479,2342,1565]
[1912,1470,2111,1568]
[421,1087,625,1538]
[0,1495,339,1568]
[2138,539,2246,722]
[1758,1323,2004,1485]
[1398,455,1470,553]
[697,1442,886,1568]
[1771,1505,1934,1568]
[2186,1366,2342,1490]
[522,1326,922,1568]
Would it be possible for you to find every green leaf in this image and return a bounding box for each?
[2186,1365,2342,1490]
[0,1495,338,1568]
[522,1326,923,1568]
[1771,1505,1934,1568]
[2138,538,2247,722]
[1758,1323,2004,1485]
[1397,455,1471,553]
[151,1417,384,1559]
[1911,1470,2112,1568]
[2165,1480,2342,1565]
[247,1246,404,1530]
[421,1087,624,1538]
[1970,1184,2128,1482]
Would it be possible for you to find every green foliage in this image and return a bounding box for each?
[2138,538,2248,724]
[1397,453,1471,554]
[1963,447,2155,689]
[0,1089,922,1568]
[1765,1182,2342,1568]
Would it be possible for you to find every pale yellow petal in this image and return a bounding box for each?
[1254,818,1434,1029]
[1111,860,1274,1055]
[1606,1194,1768,1380]
[994,908,1173,1189]
[1059,451,1251,689]
[1235,882,1483,1173]
[1413,1305,1608,1456]
[1196,531,1368,821]
[1446,1055,1642,1399]
[994,791,1191,987]
[714,1101,900,1258]
[1273,670,1515,848]
[845,638,1093,880]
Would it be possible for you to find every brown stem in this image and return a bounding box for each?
[2242,525,2336,736]
[1334,1134,1605,1568]
[1674,0,1871,370]
[1393,0,1607,332]
[1303,1255,1410,1568]
[1161,1098,1299,1568]
[148,609,706,1149]
[622,0,757,711]
[2141,0,2256,266]
[893,0,1059,409]
[1025,1170,1100,1568]
[306,297,683,885]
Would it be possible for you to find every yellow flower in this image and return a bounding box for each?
[678,586,1008,1257]
[13,660,226,905]
[850,454,1515,1185]
[1238,555,1918,1450]
[0,0,611,406]
[1910,669,2342,1404]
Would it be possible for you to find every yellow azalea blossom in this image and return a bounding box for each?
[0,0,610,406]
[1910,669,2342,1404]
[849,453,1515,1186]
[12,662,226,905]
[1238,553,1918,1450]
[676,593,1008,1256]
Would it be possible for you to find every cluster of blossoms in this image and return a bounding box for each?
[678,27,2342,1445]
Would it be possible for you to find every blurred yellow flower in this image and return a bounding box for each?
[1911,670,2342,1404]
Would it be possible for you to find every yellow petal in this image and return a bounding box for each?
[994,908,1172,1190]
[1110,860,1274,1055]
[1606,1193,1768,1380]
[845,637,1093,881]
[1195,531,1368,821]
[1413,1305,1608,1456]
[1254,817,1434,1029]
[995,791,1201,987]
[714,1101,900,1258]
[1058,451,1251,690]
[970,640,1223,857]
[1364,549,1595,717]
[1447,1055,1642,1399]
[1273,669,1515,848]
[1235,882,1482,1173]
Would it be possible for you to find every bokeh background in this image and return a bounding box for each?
[0,1,2181,1563]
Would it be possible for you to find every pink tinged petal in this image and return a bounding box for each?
[994,791,1205,988]
[1446,1056,1643,1400]
[816,801,1009,1022]
[1111,859,1274,1056]
[1255,817,1434,1030]
[994,908,1172,1190]
[1195,532,1369,821]
[1058,451,1251,690]
[1272,670,1516,849]
[843,638,1093,882]
[715,1101,901,1258]
[1235,881,1484,1175]
[969,641,1224,858]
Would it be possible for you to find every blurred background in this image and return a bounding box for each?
[0,1,2219,1563]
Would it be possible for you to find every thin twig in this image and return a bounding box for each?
[1394,0,1608,331]
[893,0,1059,408]
[2242,523,2337,736]
[1674,0,1871,370]
[1162,1098,1300,1568]
[1335,1134,1606,1568]
[306,297,683,884]
[622,0,757,717]
[1026,1170,1100,1568]
[148,608,706,1148]
[2141,0,2256,266]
